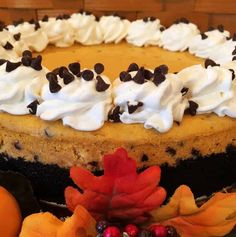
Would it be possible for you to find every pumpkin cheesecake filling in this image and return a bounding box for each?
[0,14,235,202]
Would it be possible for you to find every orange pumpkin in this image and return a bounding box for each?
[0,186,22,237]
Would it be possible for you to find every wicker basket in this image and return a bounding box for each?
[0,0,235,32]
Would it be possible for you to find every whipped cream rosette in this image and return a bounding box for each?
[188,26,230,58]
[160,18,199,51]
[0,52,48,115]
[37,63,112,131]
[178,63,236,117]
[208,36,236,64]
[40,15,74,47]
[68,12,103,45]
[126,17,163,47]
[99,15,130,44]
[112,64,187,133]
[7,20,48,52]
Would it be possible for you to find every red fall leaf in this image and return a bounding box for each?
[65,147,166,223]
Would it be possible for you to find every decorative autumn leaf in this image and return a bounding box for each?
[19,205,96,237]
[150,185,236,237]
[65,147,166,223]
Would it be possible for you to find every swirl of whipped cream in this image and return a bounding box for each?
[7,22,48,52]
[37,70,112,131]
[113,71,187,133]
[40,17,74,47]
[99,15,130,44]
[178,64,236,117]
[0,61,48,114]
[188,29,230,58]
[126,18,162,47]
[208,38,236,64]
[68,13,103,45]
[160,22,199,51]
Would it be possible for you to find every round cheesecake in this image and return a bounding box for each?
[0,18,236,202]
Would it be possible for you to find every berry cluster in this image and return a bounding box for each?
[96,221,180,237]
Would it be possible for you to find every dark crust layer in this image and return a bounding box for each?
[0,145,236,203]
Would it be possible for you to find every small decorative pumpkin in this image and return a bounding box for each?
[0,186,22,237]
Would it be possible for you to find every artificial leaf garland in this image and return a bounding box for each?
[150,185,236,237]
[19,205,96,237]
[65,147,167,223]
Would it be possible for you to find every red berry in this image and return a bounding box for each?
[150,224,167,237]
[124,224,139,237]
[103,226,121,237]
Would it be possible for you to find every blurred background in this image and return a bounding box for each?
[0,0,235,32]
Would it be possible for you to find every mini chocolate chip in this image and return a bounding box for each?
[204,58,219,68]
[82,70,94,81]
[22,50,32,58]
[13,33,21,41]
[200,32,208,40]
[181,87,189,96]
[127,101,143,114]
[119,71,127,81]
[28,18,35,24]
[58,66,68,78]
[6,61,21,72]
[68,62,80,76]
[3,41,13,50]
[233,56,236,61]
[144,69,153,80]
[127,63,139,72]
[96,76,110,92]
[31,55,42,71]
[85,11,92,15]
[226,36,231,40]
[49,80,62,93]
[46,72,58,82]
[34,22,40,31]
[27,100,39,115]
[153,73,166,86]
[232,48,236,55]
[143,17,149,23]
[63,14,70,19]
[160,26,165,32]
[233,33,236,41]
[108,106,121,122]
[133,70,145,84]
[150,16,156,21]
[0,59,6,66]
[42,15,49,22]
[208,26,215,31]
[188,100,198,116]
[141,154,149,162]
[13,141,22,150]
[56,15,63,20]
[229,69,235,80]
[166,147,176,156]
[13,18,24,26]
[21,56,31,66]
[179,17,189,24]
[52,67,60,75]
[122,74,131,82]
[154,64,168,75]
[63,70,74,85]
[217,24,224,32]
[94,63,104,74]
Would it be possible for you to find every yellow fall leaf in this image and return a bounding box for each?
[19,205,97,237]
[150,185,236,237]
